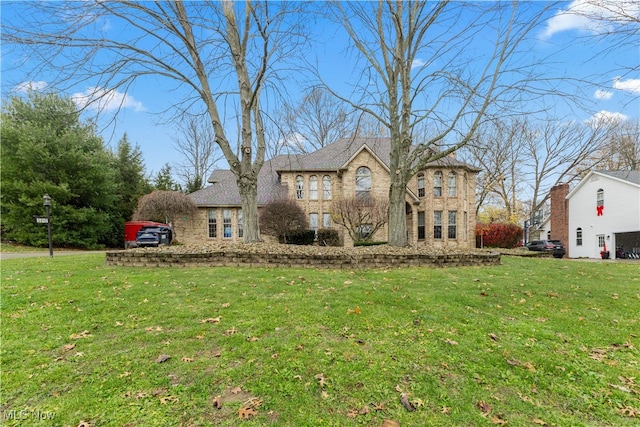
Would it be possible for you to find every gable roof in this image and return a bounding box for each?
[189,137,479,207]
[566,170,640,200]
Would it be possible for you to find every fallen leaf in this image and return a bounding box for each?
[621,406,639,417]
[321,390,329,398]
[315,373,327,387]
[212,395,222,409]
[522,361,536,371]
[533,419,547,425]
[488,333,499,341]
[506,359,521,366]
[70,330,91,339]
[491,414,508,425]
[445,338,458,346]
[62,343,76,352]
[400,393,416,411]
[441,406,451,414]
[159,395,179,404]
[238,406,258,419]
[381,420,400,427]
[476,400,492,414]
[221,303,230,308]
[155,354,171,363]
[346,410,358,418]
[201,316,221,323]
[372,402,386,411]
[230,386,242,394]
[358,406,370,415]
[181,357,194,362]
[247,336,260,342]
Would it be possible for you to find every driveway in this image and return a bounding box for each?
[0,250,107,260]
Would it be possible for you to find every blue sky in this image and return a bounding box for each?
[2,1,639,180]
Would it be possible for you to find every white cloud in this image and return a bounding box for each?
[411,58,426,69]
[541,0,640,39]
[585,110,628,127]
[613,77,640,94]
[594,89,613,100]
[14,81,48,93]
[71,87,144,112]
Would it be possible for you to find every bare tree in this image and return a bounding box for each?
[173,114,222,194]
[589,119,640,171]
[3,1,307,243]
[276,87,356,154]
[331,196,389,244]
[259,197,308,243]
[326,1,558,246]
[133,190,197,225]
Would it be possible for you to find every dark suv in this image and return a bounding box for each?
[525,240,566,258]
[135,226,173,248]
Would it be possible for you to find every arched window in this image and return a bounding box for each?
[576,227,582,246]
[433,171,443,197]
[448,171,457,197]
[322,175,332,199]
[417,173,425,197]
[355,167,372,199]
[597,188,604,206]
[309,175,318,200]
[296,175,304,200]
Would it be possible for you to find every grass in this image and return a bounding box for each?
[1,254,638,426]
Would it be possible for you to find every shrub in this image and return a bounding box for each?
[260,198,308,243]
[286,229,316,245]
[316,229,341,246]
[476,223,523,248]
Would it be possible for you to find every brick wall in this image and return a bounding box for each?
[550,183,570,255]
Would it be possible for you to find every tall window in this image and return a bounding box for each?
[237,209,243,238]
[596,188,604,206]
[323,213,332,228]
[208,209,217,238]
[355,166,372,199]
[223,209,232,238]
[417,211,425,240]
[448,172,457,197]
[598,234,605,247]
[576,227,582,246]
[434,211,442,239]
[417,173,425,197]
[309,175,318,200]
[448,211,457,239]
[322,175,332,199]
[434,171,443,197]
[310,213,318,236]
[296,175,304,200]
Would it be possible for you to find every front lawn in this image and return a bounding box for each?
[1,255,638,426]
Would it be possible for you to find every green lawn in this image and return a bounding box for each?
[1,254,638,426]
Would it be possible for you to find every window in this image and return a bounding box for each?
[434,211,442,239]
[596,188,604,206]
[417,211,425,240]
[355,166,372,199]
[434,171,443,197]
[296,175,304,200]
[598,234,605,247]
[309,175,318,200]
[448,211,457,239]
[576,227,582,246]
[322,175,332,199]
[223,209,232,238]
[237,209,243,238]
[448,172,457,197]
[323,213,332,228]
[463,211,468,241]
[417,173,425,197]
[208,209,217,238]
[357,224,373,240]
[310,213,318,237]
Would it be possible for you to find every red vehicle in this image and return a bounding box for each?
[124,221,170,248]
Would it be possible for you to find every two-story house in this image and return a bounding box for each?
[174,137,480,247]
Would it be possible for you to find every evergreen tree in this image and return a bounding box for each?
[153,163,182,192]
[1,93,118,248]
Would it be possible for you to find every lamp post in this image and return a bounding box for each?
[43,194,53,257]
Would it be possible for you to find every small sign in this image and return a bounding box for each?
[35,217,49,224]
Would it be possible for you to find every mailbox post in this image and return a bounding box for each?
[43,194,53,257]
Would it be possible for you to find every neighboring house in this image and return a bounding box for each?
[174,137,480,247]
[551,171,640,259]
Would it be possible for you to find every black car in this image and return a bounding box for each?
[525,239,566,258]
[135,226,173,248]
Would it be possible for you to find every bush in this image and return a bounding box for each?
[260,198,308,243]
[286,229,316,245]
[316,229,341,246]
[355,241,388,247]
[476,223,523,248]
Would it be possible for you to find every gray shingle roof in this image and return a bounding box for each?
[189,137,479,207]
[598,170,640,185]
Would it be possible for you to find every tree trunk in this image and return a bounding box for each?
[388,172,408,247]
[238,173,260,243]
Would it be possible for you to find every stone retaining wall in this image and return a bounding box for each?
[105,249,500,269]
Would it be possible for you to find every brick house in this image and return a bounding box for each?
[174,137,480,247]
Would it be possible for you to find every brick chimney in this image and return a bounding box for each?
[550,183,570,256]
